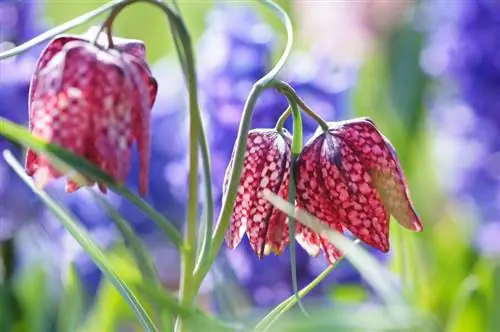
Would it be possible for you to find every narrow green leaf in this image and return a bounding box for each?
[92,192,159,285]
[91,192,173,330]
[444,275,481,332]
[488,264,500,332]
[57,264,85,332]
[263,191,415,327]
[137,284,233,332]
[3,150,158,332]
[286,96,307,317]
[0,118,183,250]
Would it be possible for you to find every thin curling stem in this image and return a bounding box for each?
[275,106,291,132]
[192,0,294,293]
[281,94,309,317]
[0,0,124,60]
[273,81,330,131]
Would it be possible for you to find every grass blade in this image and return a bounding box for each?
[57,264,85,332]
[0,117,183,250]
[3,150,158,332]
[263,190,416,327]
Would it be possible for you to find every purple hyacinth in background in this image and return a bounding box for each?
[0,0,45,240]
[423,0,500,257]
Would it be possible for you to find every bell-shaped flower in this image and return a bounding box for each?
[295,117,422,264]
[223,129,292,258]
[25,27,157,196]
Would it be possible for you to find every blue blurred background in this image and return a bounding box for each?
[1,0,499,331]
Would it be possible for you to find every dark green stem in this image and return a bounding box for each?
[275,106,291,132]
[274,81,329,131]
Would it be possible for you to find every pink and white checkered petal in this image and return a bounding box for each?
[319,234,343,264]
[224,132,268,249]
[246,132,290,258]
[331,118,422,232]
[320,134,390,252]
[91,57,134,185]
[122,55,157,196]
[294,219,321,257]
[265,142,291,255]
[295,135,344,233]
[26,47,94,189]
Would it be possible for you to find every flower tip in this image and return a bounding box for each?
[263,244,272,256]
[98,184,108,195]
[412,219,424,232]
[33,167,53,191]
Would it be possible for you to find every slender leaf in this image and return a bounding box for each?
[57,264,85,332]
[0,118,183,250]
[3,150,158,332]
[263,190,416,327]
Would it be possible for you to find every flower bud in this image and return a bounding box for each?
[295,117,422,263]
[25,28,157,196]
[223,129,292,258]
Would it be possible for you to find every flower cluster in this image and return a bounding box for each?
[198,5,369,306]
[224,118,423,264]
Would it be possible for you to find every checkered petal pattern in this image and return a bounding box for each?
[223,129,292,258]
[25,31,157,196]
[295,117,423,264]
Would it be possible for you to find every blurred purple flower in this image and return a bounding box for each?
[0,0,45,240]
[424,0,500,256]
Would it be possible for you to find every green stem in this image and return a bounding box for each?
[275,106,291,132]
[254,239,361,331]
[281,94,307,316]
[3,151,158,332]
[0,0,125,60]
[192,0,294,295]
[274,81,329,131]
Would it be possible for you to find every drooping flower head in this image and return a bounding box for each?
[295,117,422,263]
[25,27,157,195]
[224,128,292,258]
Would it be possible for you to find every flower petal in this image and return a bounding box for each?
[27,44,93,184]
[320,133,390,252]
[331,118,423,232]
[295,134,344,262]
[245,131,290,258]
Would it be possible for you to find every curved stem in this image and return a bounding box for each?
[281,94,308,316]
[0,0,125,60]
[274,81,329,131]
[275,106,291,132]
[254,240,361,332]
[192,0,294,294]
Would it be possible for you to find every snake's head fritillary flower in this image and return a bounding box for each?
[25,28,158,196]
[224,129,292,258]
[295,117,422,264]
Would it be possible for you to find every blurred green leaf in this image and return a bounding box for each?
[57,264,85,332]
[331,284,368,303]
[488,263,500,332]
[387,21,429,139]
[14,266,51,332]
[0,118,183,250]
[45,0,213,62]
[3,151,157,332]
[262,190,421,330]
